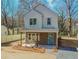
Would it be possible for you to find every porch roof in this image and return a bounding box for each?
[20,29,58,33]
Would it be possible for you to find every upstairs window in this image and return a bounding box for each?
[47,18,51,25]
[30,18,37,25]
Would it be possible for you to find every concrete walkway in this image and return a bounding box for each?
[56,50,78,59]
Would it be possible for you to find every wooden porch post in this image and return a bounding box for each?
[56,32,58,48]
[36,33,40,47]
[38,33,40,41]
[26,32,27,43]
[36,33,38,47]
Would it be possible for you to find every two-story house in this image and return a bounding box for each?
[23,3,58,48]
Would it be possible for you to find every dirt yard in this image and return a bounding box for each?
[1,46,56,59]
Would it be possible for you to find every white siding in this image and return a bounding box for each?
[24,4,58,30]
[35,4,58,29]
[24,10,42,29]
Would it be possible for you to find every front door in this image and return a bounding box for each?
[48,33,56,45]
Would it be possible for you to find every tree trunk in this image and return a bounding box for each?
[4,14,10,35]
[12,28,14,35]
[69,18,72,36]
[7,27,10,35]
[12,16,15,35]
[17,28,19,34]
[20,32,22,46]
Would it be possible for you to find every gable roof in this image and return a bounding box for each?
[24,3,58,17]
[23,3,41,16]
[36,3,58,16]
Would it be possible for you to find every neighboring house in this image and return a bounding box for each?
[1,25,7,36]
[23,3,58,48]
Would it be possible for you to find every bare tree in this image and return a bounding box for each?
[54,0,77,36]
[55,7,67,35]
[1,0,11,35]
[2,0,18,35]
[63,0,78,36]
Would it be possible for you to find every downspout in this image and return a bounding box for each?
[41,14,44,28]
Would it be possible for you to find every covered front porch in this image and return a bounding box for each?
[20,29,58,48]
